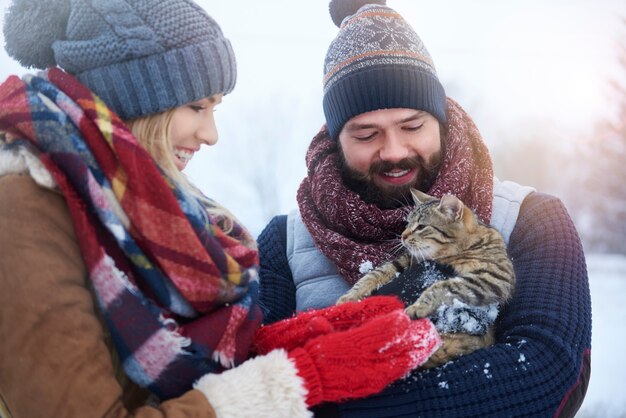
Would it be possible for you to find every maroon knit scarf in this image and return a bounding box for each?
[298,98,494,285]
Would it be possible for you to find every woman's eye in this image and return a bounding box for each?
[189,105,205,112]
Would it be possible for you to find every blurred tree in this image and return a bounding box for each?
[576,19,626,254]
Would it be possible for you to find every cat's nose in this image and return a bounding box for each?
[401,230,410,240]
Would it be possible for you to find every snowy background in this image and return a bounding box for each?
[578,255,626,417]
[1,1,625,416]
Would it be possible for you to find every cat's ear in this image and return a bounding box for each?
[439,194,464,221]
[410,188,436,205]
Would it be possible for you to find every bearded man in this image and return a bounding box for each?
[258,1,591,417]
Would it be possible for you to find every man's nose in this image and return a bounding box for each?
[378,134,408,163]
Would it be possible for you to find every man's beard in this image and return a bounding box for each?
[339,150,442,209]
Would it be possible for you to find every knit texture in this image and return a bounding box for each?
[0,69,261,399]
[258,192,592,417]
[253,296,405,354]
[3,0,236,120]
[287,310,441,407]
[298,98,493,285]
[258,214,297,324]
[323,2,446,138]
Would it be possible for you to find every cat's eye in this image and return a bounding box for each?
[416,224,427,231]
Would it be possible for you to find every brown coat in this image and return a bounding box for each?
[0,174,217,418]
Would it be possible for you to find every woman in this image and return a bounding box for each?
[0,0,440,417]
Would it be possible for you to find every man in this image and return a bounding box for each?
[258,1,591,417]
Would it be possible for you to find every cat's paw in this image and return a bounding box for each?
[405,303,432,319]
[336,293,360,305]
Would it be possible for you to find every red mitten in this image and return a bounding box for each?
[287,310,441,406]
[253,296,404,355]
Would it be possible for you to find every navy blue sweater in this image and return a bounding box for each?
[258,192,591,418]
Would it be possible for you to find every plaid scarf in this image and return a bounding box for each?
[0,69,262,399]
[298,98,494,285]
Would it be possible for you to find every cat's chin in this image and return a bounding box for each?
[407,247,435,261]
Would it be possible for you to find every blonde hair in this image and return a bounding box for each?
[125,109,235,233]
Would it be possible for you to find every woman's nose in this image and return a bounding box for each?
[197,113,218,146]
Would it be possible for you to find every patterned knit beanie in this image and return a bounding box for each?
[3,0,236,120]
[323,0,446,138]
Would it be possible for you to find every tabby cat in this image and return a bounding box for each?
[337,189,515,367]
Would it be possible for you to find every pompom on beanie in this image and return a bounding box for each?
[3,0,236,120]
[323,0,447,138]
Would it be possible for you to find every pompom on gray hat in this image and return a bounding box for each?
[323,0,447,139]
[3,0,236,120]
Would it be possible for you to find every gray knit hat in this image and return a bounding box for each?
[323,0,446,138]
[3,0,236,120]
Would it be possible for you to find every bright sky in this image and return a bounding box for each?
[1,0,624,233]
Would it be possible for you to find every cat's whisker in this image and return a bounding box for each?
[417,247,427,262]
[390,242,405,256]
[390,196,410,209]
[400,202,413,213]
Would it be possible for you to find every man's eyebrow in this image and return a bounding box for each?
[345,110,426,131]
[345,122,379,132]
[398,111,426,123]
